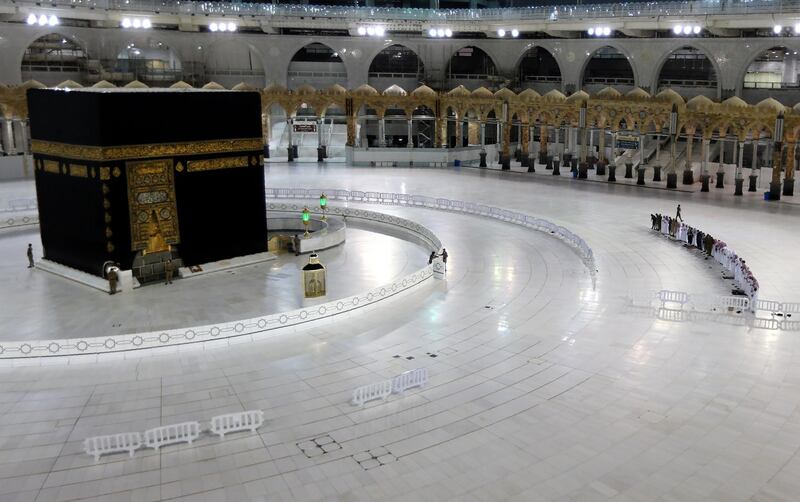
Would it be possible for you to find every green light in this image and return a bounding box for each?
[320,194,327,207]
[302,211,310,222]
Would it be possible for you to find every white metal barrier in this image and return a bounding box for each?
[7,198,37,212]
[658,290,689,307]
[143,422,201,450]
[351,380,393,406]
[84,432,142,461]
[209,410,265,438]
[392,368,429,394]
[716,296,750,311]
[755,299,782,313]
[782,302,800,314]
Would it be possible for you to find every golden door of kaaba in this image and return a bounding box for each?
[126,159,181,253]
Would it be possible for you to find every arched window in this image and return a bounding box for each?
[21,34,96,86]
[288,43,347,89]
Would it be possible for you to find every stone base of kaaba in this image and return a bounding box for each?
[37,259,137,293]
[178,252,277,279]
[132,251,183,285]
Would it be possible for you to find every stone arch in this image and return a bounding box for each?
[739,45,800,104]
[653,45,720,99]
[580,45,637,92]
[735,41,800,94]
[447,45,499,85]
[515,45,562,92]
[20,32,97,87]
[287,42,348,90]
[204,39,266,88]
[113,39,182,87]
[368,44,426,77]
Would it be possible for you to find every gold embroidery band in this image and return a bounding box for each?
[69,164,88,177]
[43,159,60,174]
[30,138,263,162]
[187,156,249,172]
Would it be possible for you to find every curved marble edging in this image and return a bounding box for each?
[0,212,38,230]
[0,205,440,360]
[270,188,598,283]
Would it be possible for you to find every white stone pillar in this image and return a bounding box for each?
[639,132,645,166]
[555,127,561,155]
[751,140,758,170]
[480,122,486,146]
[589,128,594,158]
[718,138,725,173]
[1,119,15,155]
[317,117,324,147]
[496,121,501,145]
[17,120,29,154]
[287,118,293,150]
[736,141,745,179]
[702,138,710,175]
[378,118,386,147]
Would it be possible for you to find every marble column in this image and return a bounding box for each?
[520,121,530,167]
[770,140,783,200]
[700,138,711,191]
[783,141,795,196]
[716,138,725,188]
[539,125,549,164]
[407,119,414,148]
[1,119,15,155]
[378,117,386,147]
[598,129,606,162]
[17,120,28,154]
[480,122,486,147]
[735,140,745,195]
[317,117,324,147]
[683,132,694,184]
[455,116,463,149]
[286,118,294,161]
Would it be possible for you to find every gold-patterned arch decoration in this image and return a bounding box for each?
[3,82,800,143]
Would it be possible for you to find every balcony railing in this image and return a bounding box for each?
[658,78,718,88]
[5,0,799,23]
[743,81,800,89]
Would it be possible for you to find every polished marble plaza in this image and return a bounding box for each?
[0,164,799,501]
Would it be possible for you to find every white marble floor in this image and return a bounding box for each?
[0,223,427,341]
[0,163,799,501]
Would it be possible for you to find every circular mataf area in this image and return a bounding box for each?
[0,164,798,501]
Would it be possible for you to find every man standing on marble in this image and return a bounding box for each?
[108,267,118,295]
[164,259,174,285]
[441,248,448,272]
[676,204,683,222]
[26,243,34,268]
[429,251,437,265]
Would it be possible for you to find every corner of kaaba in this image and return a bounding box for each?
[27,88,267,282]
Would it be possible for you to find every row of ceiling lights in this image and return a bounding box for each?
[209,22,237,32]
[357,25,386,37]
[428,28,453,38]
[496,29,520,37]
[121,17,151,29]
[773,24,800,34]
[26,13,58,26]
[673,24,702,35]
[587,26,611,36]
[25,15,800,39]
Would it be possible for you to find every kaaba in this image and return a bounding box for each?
[28,88,267,279]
